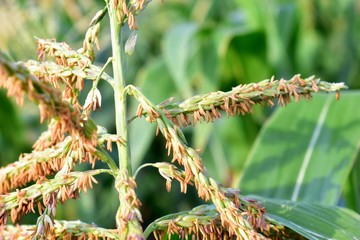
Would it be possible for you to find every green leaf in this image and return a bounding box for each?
[162,23,198,99]
[213,24,250,59]
[343,155,360,213]
[234,1,294,75]
[233,1,262,30]
[228,31,271,84]
[196,30,219,92]
[199,116,259,184]
[263,2,292,75]
[238,92,360,205]
[0,90,25,166]
[252,196,360,240]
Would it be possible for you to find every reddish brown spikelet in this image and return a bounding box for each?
[155,75,345,128]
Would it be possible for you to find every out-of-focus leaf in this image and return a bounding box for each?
[0,1,101,59]
[252,196,360,240]
[57,182,118,229]
[196,30,218,92]
[130,118,156,170]
[162,23,198,99]
[275,3,297,50]
[238,92,360,205]
[263,2,293,76]
[234,1,292,74]
[0,90,25,166]
[295,31,322,77]
[229,32,271,84]
[130,59,177,169]
[234,0,262,30]
[213,23,249,58]
[343,155,360,213]
[200,116,259,185]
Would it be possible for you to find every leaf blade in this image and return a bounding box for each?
[291,96,332,201]
[252,196,360,240]
[238,92,360,205]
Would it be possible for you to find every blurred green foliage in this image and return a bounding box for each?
[0,0,359,231]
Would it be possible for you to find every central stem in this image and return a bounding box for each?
[109,2,131,173]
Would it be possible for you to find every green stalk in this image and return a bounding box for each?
[108,2,131,173]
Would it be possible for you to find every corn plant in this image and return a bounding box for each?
[0,1,355,239]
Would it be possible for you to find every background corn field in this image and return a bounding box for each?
[1,0,359,236]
